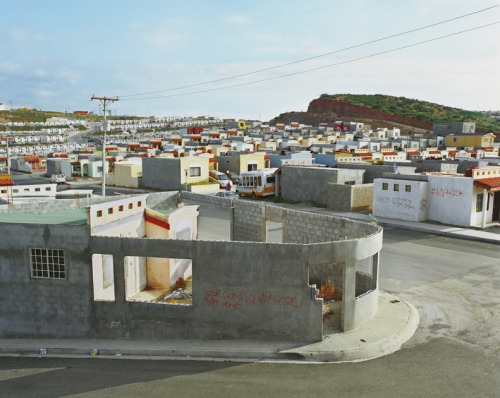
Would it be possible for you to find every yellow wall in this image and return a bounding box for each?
[180,156,210,184]
[107,161,142,188]
[445,134,494,148]
[239,153,266,172]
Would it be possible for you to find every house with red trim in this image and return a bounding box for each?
[88,195,199,300]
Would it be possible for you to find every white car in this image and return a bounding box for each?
[215,191,239,199]
[50,174,66,183]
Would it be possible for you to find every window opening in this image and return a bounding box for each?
[124,256,193,305]
[92,254,115,301]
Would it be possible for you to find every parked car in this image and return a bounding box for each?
[209,170,233,189]
[215,191,239,199]
[227,171,241,185]
[49,174,66,183]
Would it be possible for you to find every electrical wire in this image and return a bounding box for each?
[118,5,499,98]
[119,21,500,101]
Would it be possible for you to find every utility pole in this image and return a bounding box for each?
[6,137,10,174]
[91,95,119,197]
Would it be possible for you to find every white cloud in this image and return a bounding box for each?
[224,15,251,24]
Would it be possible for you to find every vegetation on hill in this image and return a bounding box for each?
[318,94,500,134]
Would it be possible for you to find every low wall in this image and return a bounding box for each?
[185,183,220,194]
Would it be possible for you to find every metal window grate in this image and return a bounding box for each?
[30,248,66,279]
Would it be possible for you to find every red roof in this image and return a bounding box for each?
[474,177,500,191]
[209,158,218,163]
[428,150,441,155]
[0,178,14,186]
[382,152,398,156]
[70,161,80,165]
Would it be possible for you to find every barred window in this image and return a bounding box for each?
[30,248,66,279]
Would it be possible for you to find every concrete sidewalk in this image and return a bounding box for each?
[0,292,417,363]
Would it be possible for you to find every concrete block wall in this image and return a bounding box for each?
[351,184,373,211]
[90,236,323,342]
[180,191,234,209]
[327,184,352,212]
[282,209,375,243]
[281,167,364,206]
[233,200,266,242]
[0,224,92,338]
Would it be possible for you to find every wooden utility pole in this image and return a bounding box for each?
[90,95,119,197]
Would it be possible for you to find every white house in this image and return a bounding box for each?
[373,167,500,228]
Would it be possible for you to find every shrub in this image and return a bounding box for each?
[172,277,186,290]
[317,280,336,301]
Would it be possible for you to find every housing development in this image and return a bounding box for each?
[0,106,499,363]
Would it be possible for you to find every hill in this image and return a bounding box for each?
[271,94,500,135]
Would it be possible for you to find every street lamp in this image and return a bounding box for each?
[184,168,188,191]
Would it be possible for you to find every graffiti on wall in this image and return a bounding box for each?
[376,195,415,210]
[420,198,427,211]
[203,288,299,312]
[431,188,463,198]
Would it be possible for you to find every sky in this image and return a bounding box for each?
[1,0,499,121]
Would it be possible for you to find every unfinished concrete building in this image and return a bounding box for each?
[0,191,382,343]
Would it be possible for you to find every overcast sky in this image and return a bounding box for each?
[1,0,499,121]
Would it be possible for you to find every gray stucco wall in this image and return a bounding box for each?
[281,166,364,206]
[146,191,180,211]
[0,224,92,338]
[142,157,181,190]
[214,156,239,174]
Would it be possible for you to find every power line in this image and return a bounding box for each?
[119,20,500,101]
[118,5,499,98]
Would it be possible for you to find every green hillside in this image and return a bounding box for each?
[319,94,500,134]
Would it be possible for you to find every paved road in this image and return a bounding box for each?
[1,207,498,397]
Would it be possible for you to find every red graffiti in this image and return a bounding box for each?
[203,289,299,312]
[431,188,463,198]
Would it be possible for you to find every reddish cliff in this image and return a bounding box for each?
[308,98,433,130]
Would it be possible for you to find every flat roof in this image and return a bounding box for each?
[0,208,88,225]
